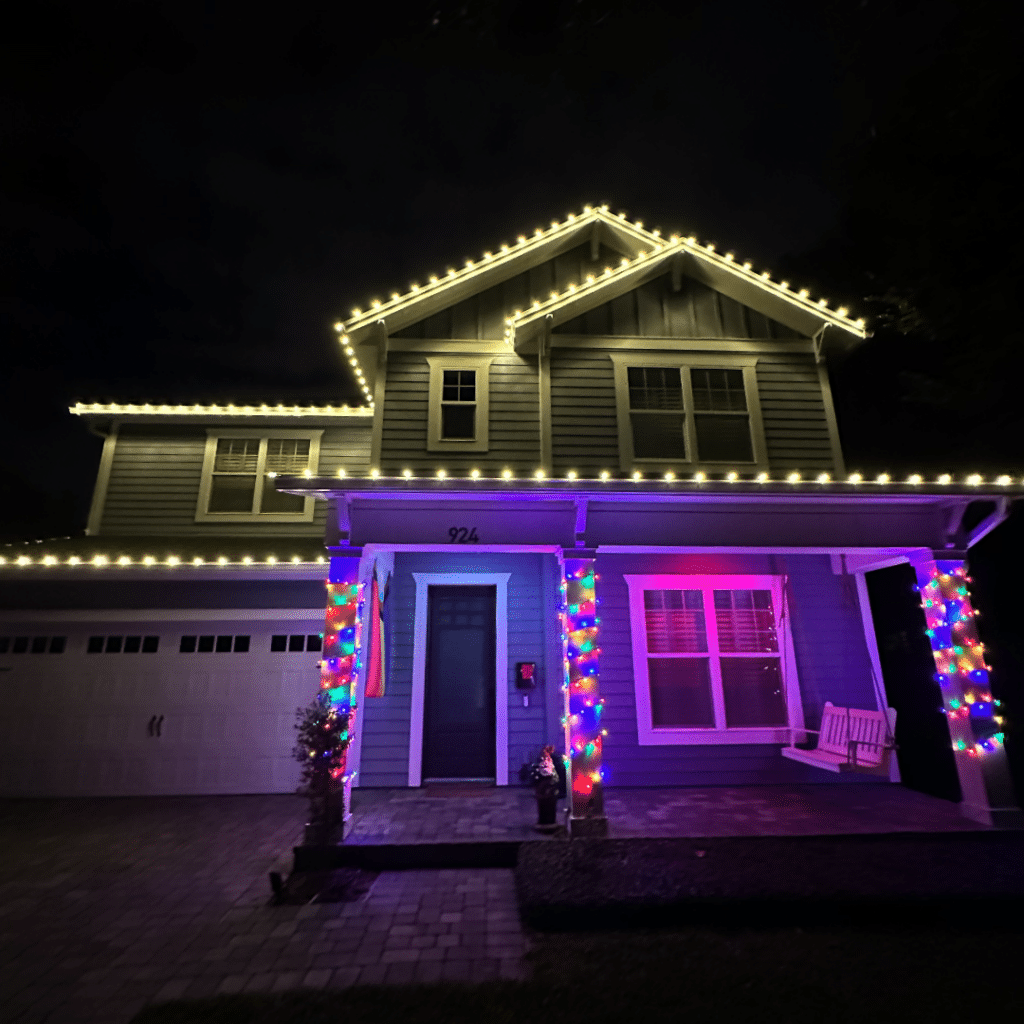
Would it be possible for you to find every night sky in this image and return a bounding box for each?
[3,0,1019,541]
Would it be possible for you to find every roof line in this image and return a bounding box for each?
[70,402,373,418]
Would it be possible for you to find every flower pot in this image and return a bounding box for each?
[536,794,558,829]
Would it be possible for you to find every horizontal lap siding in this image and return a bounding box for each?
[380,353,541,475]
[358,552,557,787]
[100,425,369,536]
[757,356,835,472]
[551,350,618,474]
[594,552,884,787]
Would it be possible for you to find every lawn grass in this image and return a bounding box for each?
[133,918,1024,1024]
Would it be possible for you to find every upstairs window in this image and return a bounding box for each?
[441,370,477,440]
[197,431,322,522]
[426,355,496,453]
[611,355,766,471]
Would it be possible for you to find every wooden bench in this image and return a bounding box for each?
[781,701,897,776]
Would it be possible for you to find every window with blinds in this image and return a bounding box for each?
[206,436,310,515]
[635,579,789,734]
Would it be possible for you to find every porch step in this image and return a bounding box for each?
[293,839,523,872]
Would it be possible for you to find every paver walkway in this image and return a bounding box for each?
[0,796,530,1024]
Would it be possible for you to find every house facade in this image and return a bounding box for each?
[1,205,1018,831]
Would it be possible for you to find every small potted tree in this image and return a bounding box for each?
[528,744,563,832]
[294,691,349,845]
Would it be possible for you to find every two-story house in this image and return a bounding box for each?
[1,205,1018,832]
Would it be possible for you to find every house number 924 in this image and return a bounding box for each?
[448,527,479,543]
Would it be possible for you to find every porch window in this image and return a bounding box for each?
[625,574,801,744]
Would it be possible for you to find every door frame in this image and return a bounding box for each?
[409,572,510,786]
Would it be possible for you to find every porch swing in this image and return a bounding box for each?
[774,577,898,776]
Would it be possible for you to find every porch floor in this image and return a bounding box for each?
[345,783,991,845]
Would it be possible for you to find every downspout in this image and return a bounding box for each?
[539,314,553,474]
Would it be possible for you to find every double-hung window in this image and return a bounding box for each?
[196,430,322,522]
[625,575,802,744]
[426,354,496,453]
[611,354,767,471]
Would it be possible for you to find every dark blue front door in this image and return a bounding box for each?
[423,586,496,781]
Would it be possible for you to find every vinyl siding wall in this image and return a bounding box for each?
[595,551,883,787]
[98,422,371,536]
[356,551,563,787]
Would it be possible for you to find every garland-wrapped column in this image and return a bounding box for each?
[319,556,365,831]
[910,553,1021,827]
[560,557,608,837]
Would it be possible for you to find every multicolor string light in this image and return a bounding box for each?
[914,563,1006,758]
[560,558,606,819]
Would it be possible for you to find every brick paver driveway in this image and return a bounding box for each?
[0,796,529,1024]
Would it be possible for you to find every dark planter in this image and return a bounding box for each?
[536,794,559,830]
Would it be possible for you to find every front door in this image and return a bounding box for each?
[422,585,496,781]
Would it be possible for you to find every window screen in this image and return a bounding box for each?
[628,367,686,459]
[440,369,476,440]
[691,368,753,462]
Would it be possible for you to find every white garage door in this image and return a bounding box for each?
[0,610,328,796]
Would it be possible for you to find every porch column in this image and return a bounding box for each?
[560,556,608,837]
[320,554,365,829]
[909,552,1021,827]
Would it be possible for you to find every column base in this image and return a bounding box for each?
[960,801,1024,828]
[569,815,609,838]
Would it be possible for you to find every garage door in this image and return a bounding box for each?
[0,610,328,796]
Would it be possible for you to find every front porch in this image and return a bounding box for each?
[342,783,990,846]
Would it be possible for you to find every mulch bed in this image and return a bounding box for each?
[271,865,379,904]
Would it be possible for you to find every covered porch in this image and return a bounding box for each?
[341,783,991,847]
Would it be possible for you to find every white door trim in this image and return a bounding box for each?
[409,572,511,787]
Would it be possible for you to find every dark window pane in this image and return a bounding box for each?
[215,635,232,652]
[123,636,142,654]
[306,634,322,652]
[49,636,66,654]
[289,634,305,652]
[631,412,687,459]
[13,637,29,654]
[87,636,104,653]
[694,414,753,462]
[271,634,287,652]
[214,437,259,472]
[628,366,683,410]
[260,476,306,514]
[208,474,256,512]
[197,635,215,653]
[721,658,788,726]
[0,637,8,654]
[142,636,159,653]
[233,635,250,653]
[105,636,123,654]
[442,369,475,401]
[648,657,715,727]
[180,636,197,653]
[265,438,310,474]
[31,636,47,654]
[441,403,475,440]
[691,368,747,412]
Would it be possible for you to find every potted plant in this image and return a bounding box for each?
[293,691,349,845]
[528,744,563,832]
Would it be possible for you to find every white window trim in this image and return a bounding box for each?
[624,573,804,745]
[425,355,496,453]
[408,572,511,786]
[196,429,323,523]
[608,352,768,473]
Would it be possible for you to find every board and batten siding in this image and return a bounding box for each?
[98,423,371,536]
[356,552,562,787]
[380,352,541,476]
[594,551,883,787]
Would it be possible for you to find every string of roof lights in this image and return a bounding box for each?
[332,468,1018,486]
[0,553,328,568]
[335,203,867,364]
[70,403,370,418]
